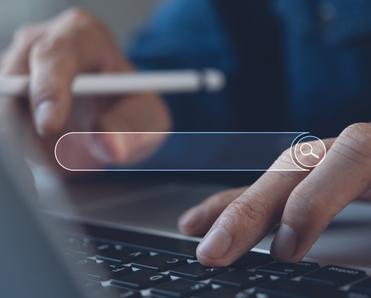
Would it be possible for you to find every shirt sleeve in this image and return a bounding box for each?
[125,0,239,169]
[127,0,238,132]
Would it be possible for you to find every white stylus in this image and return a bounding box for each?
[0,69,225,97]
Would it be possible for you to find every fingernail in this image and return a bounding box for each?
[87,135,115,164]
[197,227,232,259]
[34,100,55,135]
[179,207,207,232]
[271,224,297,261]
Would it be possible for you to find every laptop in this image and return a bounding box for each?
[1,141,371,298]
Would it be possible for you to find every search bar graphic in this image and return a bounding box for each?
[54,132,326,172]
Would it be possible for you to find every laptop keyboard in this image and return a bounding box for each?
[60,222,371,298]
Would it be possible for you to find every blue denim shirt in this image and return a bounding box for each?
[127,0,371,167]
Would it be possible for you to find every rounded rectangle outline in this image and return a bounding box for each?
[54,131,310,172]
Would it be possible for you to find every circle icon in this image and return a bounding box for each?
[299,143,320,159]
[290,134,327,170]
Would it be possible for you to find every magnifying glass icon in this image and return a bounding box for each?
[299,143,319,159]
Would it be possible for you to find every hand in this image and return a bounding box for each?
[178,123,371,266]
[0,8,171,169]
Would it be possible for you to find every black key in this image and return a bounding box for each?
[301,265,366,287]
[169,262,225,280]
[96,245,148,263]
[195,287,240,298]
[232,251,274,269]
[131,254,187,272]
[80,279,103,292]
[352,278,371,295]
[94,287,141,298]
[111,270,169,289]
[151,279,211,297]
[256,279,346,298]
[74,258,130,281]
[256,262,319,278]
[65,236,91,254]
[75,258,103,279]
[211,270,268,289]
[93,241,112,252]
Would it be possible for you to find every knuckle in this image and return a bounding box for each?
[13,25,37,45]
[335,123,371,161]
[341,123,371,146]
[63,8,90,21]
[342,122,371,137]
[225,192,268,226]
[62,8,97,27]
[31,35,71,58]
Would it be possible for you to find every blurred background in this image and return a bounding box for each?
[0,0,164,50]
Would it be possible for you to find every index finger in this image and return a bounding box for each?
[272,123,371,262]
[29,9,131,136]
[196,139,332,267]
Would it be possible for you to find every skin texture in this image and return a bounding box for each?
[179,124,371,265]
[0,8,171,169]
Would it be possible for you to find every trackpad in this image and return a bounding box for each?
[75,183,227,233]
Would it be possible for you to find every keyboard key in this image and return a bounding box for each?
[195,287,240,298]
[65,236,92,254]
[75,259,126,281]
[352,278,371,295]
[111,270,169,289]
[74,258,130,281]
[93,241,112,252]
[151,279,211,297]
[94,287,141,298]
[210,270,268,289]
[256,262,319,278]
[80,279,103,291]
[96,245,148,263]
[232,251,274,269]
[256,279,347,298]
[301,265,366,287]
[75,258,105,279]
[131,254,187,272]
[169,262,225,280]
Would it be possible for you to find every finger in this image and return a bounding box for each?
[29,9,131,136]
[29,34,80,136]
[195,140,331,267]
[91,93,171,165]
[1,24,45,74]
[271,123,371,262]
[178,187,247,236]
[0,25,45,138]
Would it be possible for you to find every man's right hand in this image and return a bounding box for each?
[0,8,171,169]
